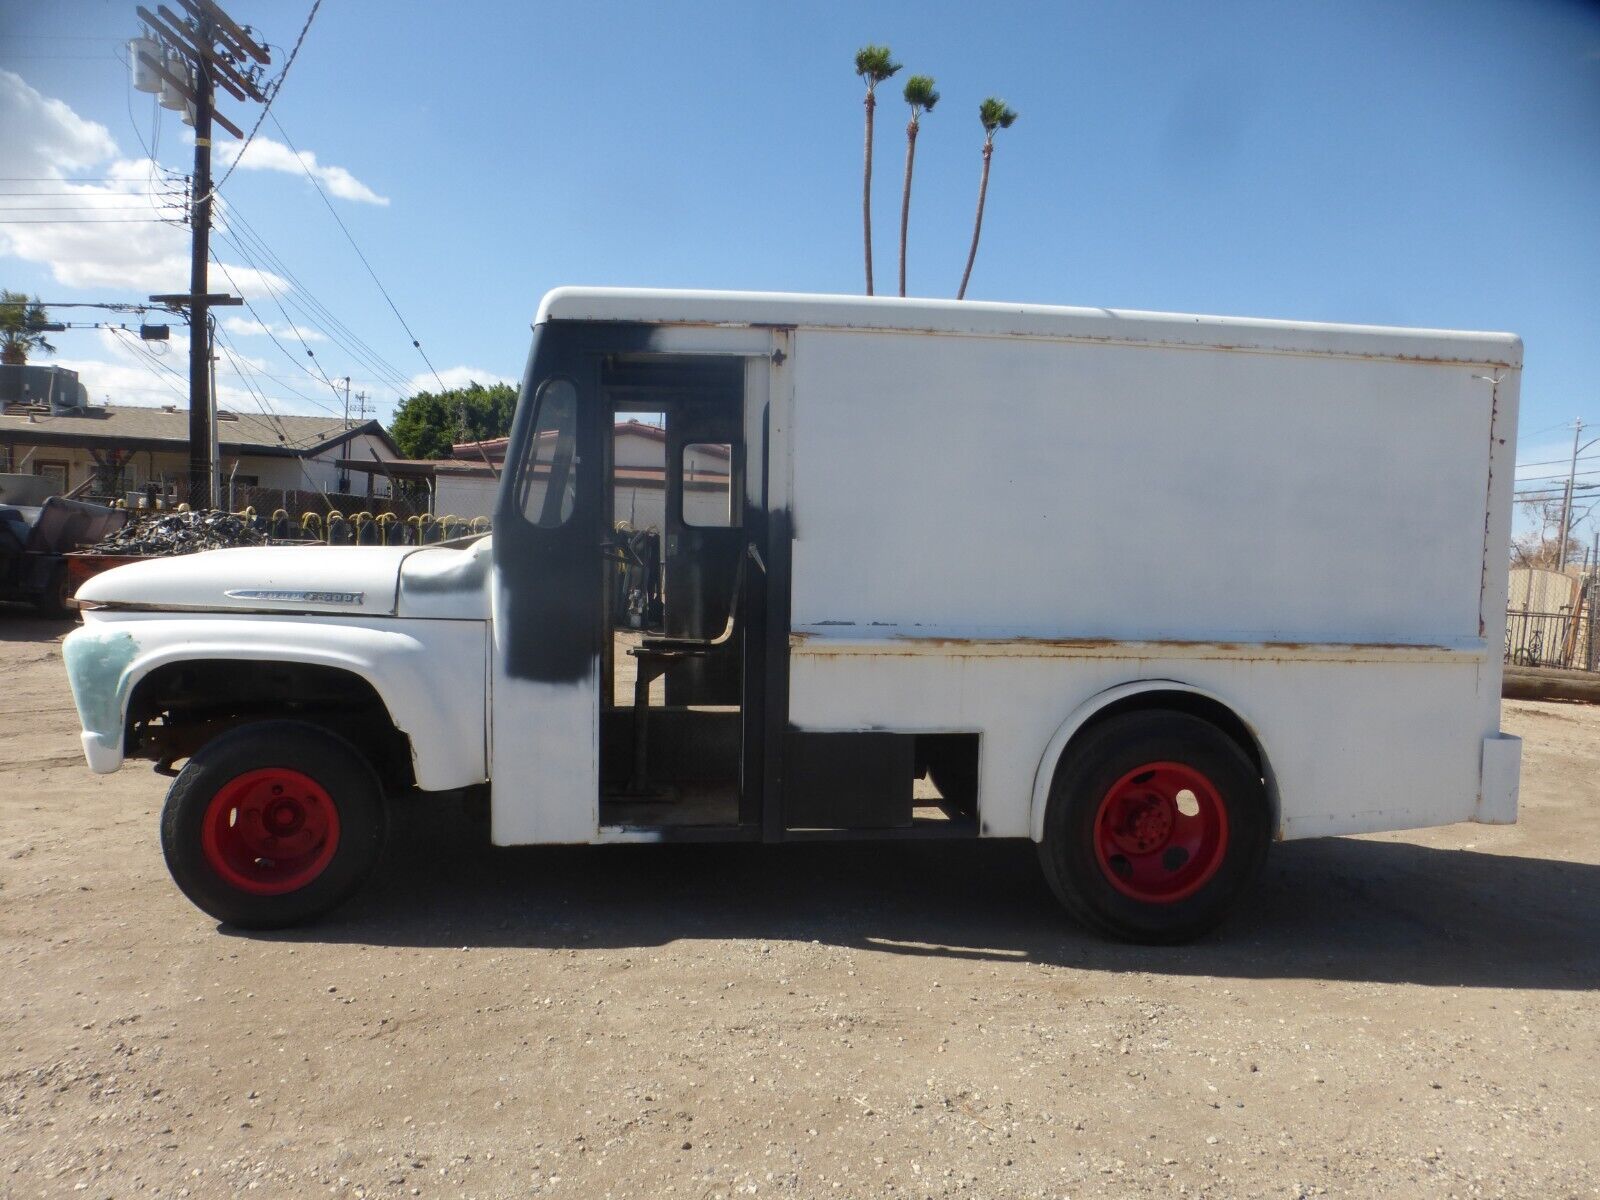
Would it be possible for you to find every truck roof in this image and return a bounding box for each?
[536,288,1522,368]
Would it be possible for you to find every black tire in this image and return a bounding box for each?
[1038,710,1269,943]
[34,564,69,619]
[161,720,387,928]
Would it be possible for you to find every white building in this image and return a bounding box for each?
[439,420,730,525]
[0,400,400,504]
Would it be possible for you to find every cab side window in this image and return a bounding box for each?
[520,379,579,528]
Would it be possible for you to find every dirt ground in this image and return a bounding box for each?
[2,619,1598,1200]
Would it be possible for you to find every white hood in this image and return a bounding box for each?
[75,544,418,617]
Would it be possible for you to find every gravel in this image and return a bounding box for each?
[2,623,1597,1197]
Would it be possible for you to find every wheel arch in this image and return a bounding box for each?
[1029,680,1280,842]
[126,656,415,792]
[68,616,488,792]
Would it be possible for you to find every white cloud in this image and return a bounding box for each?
[0,70,291,298]
[213,135,389,206]
[0,68,116,171]
[408,366,517,394]
[223,315,326,342]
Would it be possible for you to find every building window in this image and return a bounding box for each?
[34,460,69,490]
[682,443,735,528]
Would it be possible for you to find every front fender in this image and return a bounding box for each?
[64,613,488,792]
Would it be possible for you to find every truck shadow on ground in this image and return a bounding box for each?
[250,802,1600,992]
[0,612,74,638]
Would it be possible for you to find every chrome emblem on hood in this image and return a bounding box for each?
[225,589,365,605]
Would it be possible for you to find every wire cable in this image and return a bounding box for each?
[267,112,448,394]
[204,0,322,202]
[208,255,344,417]
[212,218,411,394]
[216,200,412,389]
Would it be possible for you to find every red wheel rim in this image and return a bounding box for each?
[1092,761,1229,904]
[200,768,341,896]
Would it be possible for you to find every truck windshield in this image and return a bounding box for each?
[519,378,578,528]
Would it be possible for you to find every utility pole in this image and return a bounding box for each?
[339,377,352,493]
[208,313,220,503]
[1559,418,1593,573]
[131,1,271,509]
[187,42,215,509]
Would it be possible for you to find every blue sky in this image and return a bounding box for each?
[2,1,1598,519]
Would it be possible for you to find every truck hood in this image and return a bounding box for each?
[76,544,418,617]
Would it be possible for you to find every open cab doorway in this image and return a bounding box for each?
[598,355,760,836]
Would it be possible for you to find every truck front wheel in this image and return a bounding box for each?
[1038,710,1269,943]
[161,721,387,928]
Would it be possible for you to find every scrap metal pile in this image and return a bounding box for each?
[81,509,270,557]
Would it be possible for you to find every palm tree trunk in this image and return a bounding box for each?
[863,91,877,296]
[957,141,994,300]
[898,119,918,297]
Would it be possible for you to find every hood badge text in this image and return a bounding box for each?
[225,589,365,605]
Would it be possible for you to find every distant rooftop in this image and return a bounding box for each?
[0,402,398,458]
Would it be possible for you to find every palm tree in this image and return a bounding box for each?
[0,291,55,367]
[854,44,901,296]
[956,98,1018,300]
[896,74,939,297]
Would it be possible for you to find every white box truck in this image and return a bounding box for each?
[63,289,1523,942]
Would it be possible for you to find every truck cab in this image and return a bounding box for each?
[64,288,1524,942]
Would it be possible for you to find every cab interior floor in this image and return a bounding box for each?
[600,784,739,828]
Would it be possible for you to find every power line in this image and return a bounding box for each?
[104,325,190,401]
[204,0,322,202]
[217,199,412,388]
[1516,452,1600,471]
[211,216,411,393]
[0,216,181,224]
[0,190,177,196]
[1515,466,1600,484]
[268,112,448,394]
[208,254,343,417]
[0,203,185,211]
[210,232,366,407]
[214,328,296,444]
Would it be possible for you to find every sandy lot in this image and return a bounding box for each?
[2,618,1597,1199]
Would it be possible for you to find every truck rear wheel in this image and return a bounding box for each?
[35,564,69,619]
[161,721,387,928]
[1038,710,1268,943]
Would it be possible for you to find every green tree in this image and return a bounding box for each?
[957,98,1019,300]
[389,382,517,460]
[0,291,55,366]
[897,74,939,298]
[854,44,901,296]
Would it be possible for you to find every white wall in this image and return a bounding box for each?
[436,472,496,520]
[789,327,1499,646]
